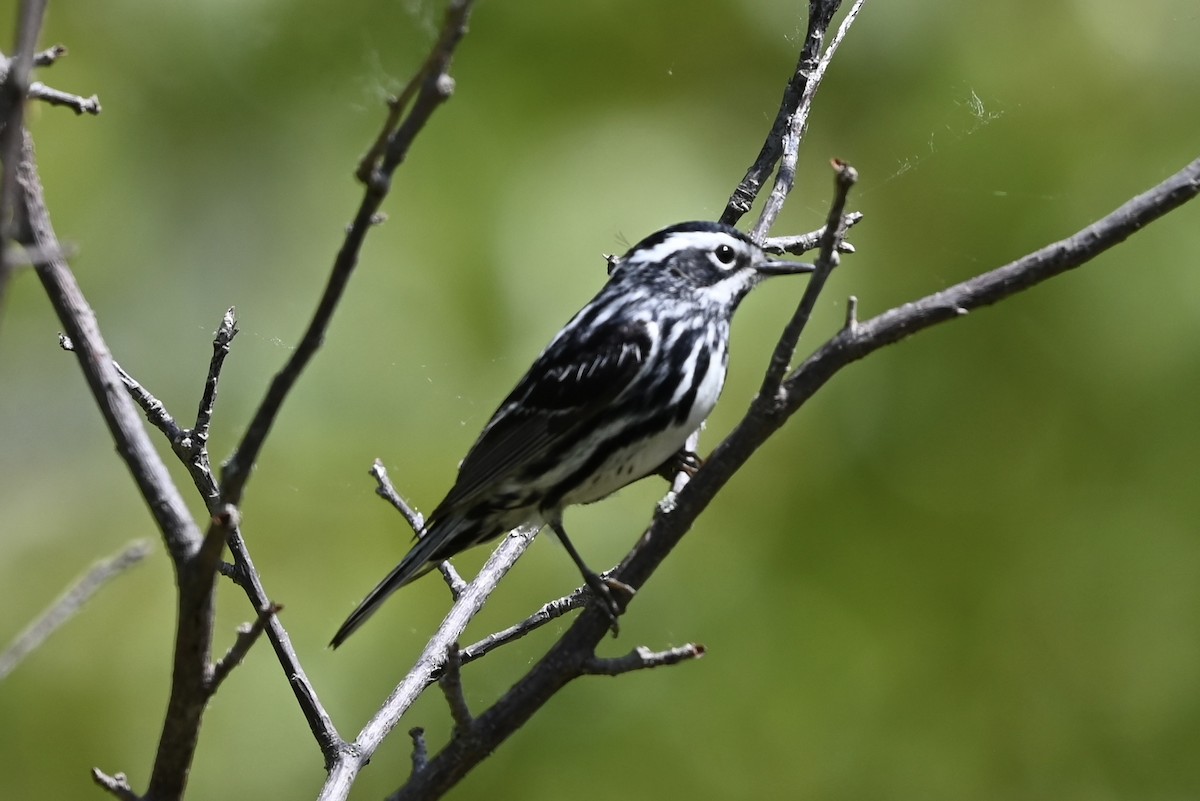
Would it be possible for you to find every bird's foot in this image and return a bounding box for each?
[582,570,635,638]
[655,448,703,482]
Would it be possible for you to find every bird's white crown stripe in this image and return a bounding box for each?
[626,231,745,267]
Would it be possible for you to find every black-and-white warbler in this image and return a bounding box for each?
[331,221,813,647]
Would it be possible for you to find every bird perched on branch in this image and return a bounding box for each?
[331,220,812,647]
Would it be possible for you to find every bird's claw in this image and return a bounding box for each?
[584,572,635,637]
[656,448,703,481]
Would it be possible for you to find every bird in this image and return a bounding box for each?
[330,220,813,647]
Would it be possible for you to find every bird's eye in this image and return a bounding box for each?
[713,244,737,266]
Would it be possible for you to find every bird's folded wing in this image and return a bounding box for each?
[430,319,654,515]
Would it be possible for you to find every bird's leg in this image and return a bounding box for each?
[548,519,631,637]
[654,446,703,482]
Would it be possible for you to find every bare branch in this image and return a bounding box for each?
[190,307,238,456]
[720,0,865,229]
[143,513,227,800]
[27,80,101,114]
[90,769,140,801]
[370,458,425,534]
[219,0,475,509]
[408,728,429,774]
[32,43,66,67]
[356,64,426,184]
[0,0,51,323]
[0,540,152,681]
[88,306,342,762]
[749,0,867,242]
[319,526,533,801]
[9,22,236,798]
[781,156,1200,407]
[68,308,237,500]
[763,211,862,256]
[370,459,467,595]
[386,154,1200,801]
[438,643,473,734]
[755,159,858,403]
[209,604,281,694]
[580,644,706,676]
[226,528,345,762]
[459,590,586,667]
[17,128,203,564]
[58,334,186,442]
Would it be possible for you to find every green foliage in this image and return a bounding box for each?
[2,0,1199,798]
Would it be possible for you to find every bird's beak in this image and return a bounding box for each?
[756,259,816,276]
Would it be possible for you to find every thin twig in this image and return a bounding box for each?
[18,128,203,563]
[409,728,429,773]
[90,769,140,801]
[1,239,71,267]
[580,644,706,676]
[755,159,858,404]
[458,590,587,667]
[227,528,345,761]
[781,157,1200,404]
[842,294,859,333]
[763,211,862,256]
[190,307,238,459]
[0,540,152,681]
[58,335,186,441]
[93,198,343,773]
[356,67,426,184]
[749,0,867,242]
[438,643,473,734]
[28,81,101,114]
[370,458,424,533]
[219,0,474,510]
[0,0,52,324]
[370,459,468,596]
[719,0,844,226]
[33,43,66,67]
[209,604,281,694]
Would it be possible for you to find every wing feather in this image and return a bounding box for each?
[428,318,653,517]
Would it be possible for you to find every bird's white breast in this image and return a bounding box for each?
[561,328,728,506]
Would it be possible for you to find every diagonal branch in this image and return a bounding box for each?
[779,156,1200,410]
[719,0,842,226]
[219,0,475,509]
[370,458,424,534]
[458,590,586,667]
[101,309,343,763]
[187,307,238,469]
[370,458,467,595]
[17,134,203,561]
[748,0,867,243]
[209,604,281,694]
[755,160,857,405]
[0,0,50,322]
[319,526,534,801]
[385,154,1200,801]
[0,540,152,681]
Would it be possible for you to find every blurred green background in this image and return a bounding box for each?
[3,0,1199,798]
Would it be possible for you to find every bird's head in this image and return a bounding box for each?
[608,221,812,314]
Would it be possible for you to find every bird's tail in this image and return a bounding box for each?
[329,515,466,648]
